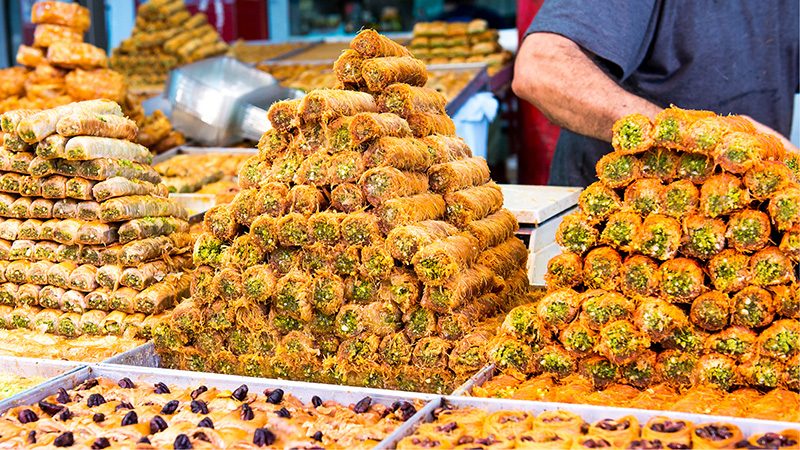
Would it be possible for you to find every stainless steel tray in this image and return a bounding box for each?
[427,63,490,117]
[452,366,800,431]
[152,144,258,165]
[437,396,799,436]
[5,363,437,449]
[0,356,85,413]
[102,342,160,368]
[450,364,495,397]
[489,62,514,93]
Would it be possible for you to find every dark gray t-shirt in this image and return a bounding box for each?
[526,0,799,187]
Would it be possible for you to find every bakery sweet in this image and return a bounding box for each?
[0,377,421,449]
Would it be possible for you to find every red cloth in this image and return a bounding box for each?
[515,0,561,185]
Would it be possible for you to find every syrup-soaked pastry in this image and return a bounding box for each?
[0,377,420,449]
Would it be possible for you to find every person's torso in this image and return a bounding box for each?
[551,0,799,186]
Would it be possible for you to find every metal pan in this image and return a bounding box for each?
[153,144,258,165]
[0,356,85,413]
[101,342,160,368]
[6,363,437,449]
[389,395,800,446]
[426,64,490,116]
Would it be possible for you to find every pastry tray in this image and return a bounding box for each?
[0,356,85,413]
[94,341,495,399]
[395,396,800,443]
[427,63,490,117]
[152,144,257,165]
[0,363,438,449]
[443,365,800,434]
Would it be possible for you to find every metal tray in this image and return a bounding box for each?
[489,62,514,93]
[427,63,490,117]
[451,366,800,432]
[450,364,495,397]
[152,144,257,165]
[435,396,799,437]
[101,342,160,368]
[0,356,85,413]
[5,363,437,449]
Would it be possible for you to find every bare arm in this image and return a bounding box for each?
[512,32,800,153]
[511,32,661,142]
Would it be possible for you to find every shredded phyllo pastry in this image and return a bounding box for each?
[485,106,798,420]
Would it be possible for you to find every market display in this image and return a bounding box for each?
[151,30,529,393]
[0,2,131,115]
[0,0,185,157]
[0,100,193,357]
[410,19,513,73]
[485,107,799,414]
[0,376,423,449]
[0,372,45,400]
[110,0,228,90]
[399,404,799,449]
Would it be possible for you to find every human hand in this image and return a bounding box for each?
[741,115,799,154]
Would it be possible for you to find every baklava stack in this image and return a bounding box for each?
[491,107,799,396]
[110,0,228,90]
[0,99,193,342]
[409,19,513,72]
[155,29,530,393]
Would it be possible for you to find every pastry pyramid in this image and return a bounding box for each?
[154,29,530,393]
[494,107,799,394]
[111,0,227,90]
[0,99,192,342]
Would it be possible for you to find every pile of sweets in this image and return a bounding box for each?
[153,29,530,394]
[409,19,513,73]
[110,0,228,90]
[0,100,193,343]
[0,377,422,449]
[398,404,800,449]
[0,1,133,115]
[490,107,800,397]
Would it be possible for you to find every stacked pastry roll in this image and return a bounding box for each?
[488,107,799,405]
[0,377,421,449]
[0,100,192,342]
[398,405,798,449]
[409,19,513,72]
[152,30,529,393]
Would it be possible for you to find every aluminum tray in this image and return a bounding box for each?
[6,363,437,449]
[152,144,258,165]
[101,342,160,368]
[450,364,495,397]
[450,366,800,433]
[427,63,490,117]
[434,396,799,437]
[0,356,85,413]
